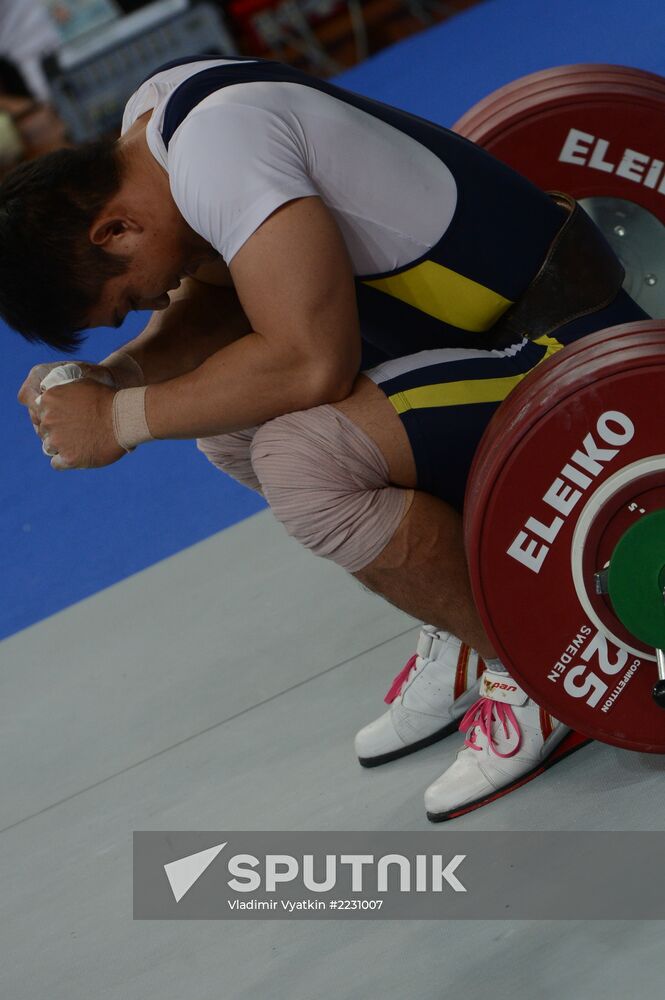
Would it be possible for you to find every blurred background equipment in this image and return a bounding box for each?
[44,0,121,43]
[0,4,68,168]
[225,0,472,75]
[0,0,481,159]
[42,0,237,142]
[0,0,62,99]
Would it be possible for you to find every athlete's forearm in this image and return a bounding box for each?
[101,278,251,385]
[142,330,357,439]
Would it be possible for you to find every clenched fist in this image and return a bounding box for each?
[18,361,116,439]
[34,378,126,470]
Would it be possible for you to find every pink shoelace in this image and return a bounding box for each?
[384,654,418,704]
[459,696,522,758]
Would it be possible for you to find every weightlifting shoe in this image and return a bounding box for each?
[355,626,484,767]
[424,667,589,822]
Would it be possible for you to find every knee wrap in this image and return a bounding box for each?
[250,406,411,573]
[197,429,262,493]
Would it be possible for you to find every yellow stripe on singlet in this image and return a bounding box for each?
[388,335,563,414]
[364,259,513,332]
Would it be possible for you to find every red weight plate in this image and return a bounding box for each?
[455,65,665,140]
[454,74,665,224]
[470,327,665,487]
[472,336,665,571]
[468,333,665,533]
[467,321,665,507]
[454,65,665,140]
[468,339,665,599]
[465,326,665,751]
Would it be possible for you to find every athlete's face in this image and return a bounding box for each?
[86,188,218,327]
[87,247,182,330]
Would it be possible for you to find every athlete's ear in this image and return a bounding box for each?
[89,208,143,253]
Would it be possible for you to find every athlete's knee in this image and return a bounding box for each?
[197,429,262,492]
[250,405,411,572]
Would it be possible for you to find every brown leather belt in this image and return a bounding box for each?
[489,192,625,348]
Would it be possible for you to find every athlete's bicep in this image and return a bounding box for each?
[229,195,362,392]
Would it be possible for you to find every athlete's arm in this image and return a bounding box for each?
[17,266,249,431]
[143,195,361,438]
[102,269,251,384]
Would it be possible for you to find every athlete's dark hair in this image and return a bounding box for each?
[0,139,130,351]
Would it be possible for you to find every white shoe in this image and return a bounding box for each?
[424,667,571,822]
[355,626,484,767]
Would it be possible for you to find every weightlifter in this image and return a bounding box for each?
[1,57,648,820]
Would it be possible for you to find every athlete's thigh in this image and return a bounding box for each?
[358,339,553,511]
[332,373,418,489]
[336,292,650,508]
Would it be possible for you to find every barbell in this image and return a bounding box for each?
[456,65,665,752]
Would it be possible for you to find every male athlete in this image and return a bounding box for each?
[1,57,647,821]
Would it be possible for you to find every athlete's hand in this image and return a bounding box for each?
[35,379,126,470]
[18,361,115,438]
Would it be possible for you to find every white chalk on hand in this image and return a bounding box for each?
[38,364,84,457]
[39,363,84,393]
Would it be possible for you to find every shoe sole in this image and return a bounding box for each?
[358,716,461,768]
[426,731,592,822]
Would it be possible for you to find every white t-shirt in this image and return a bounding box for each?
[121,59,458,275]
